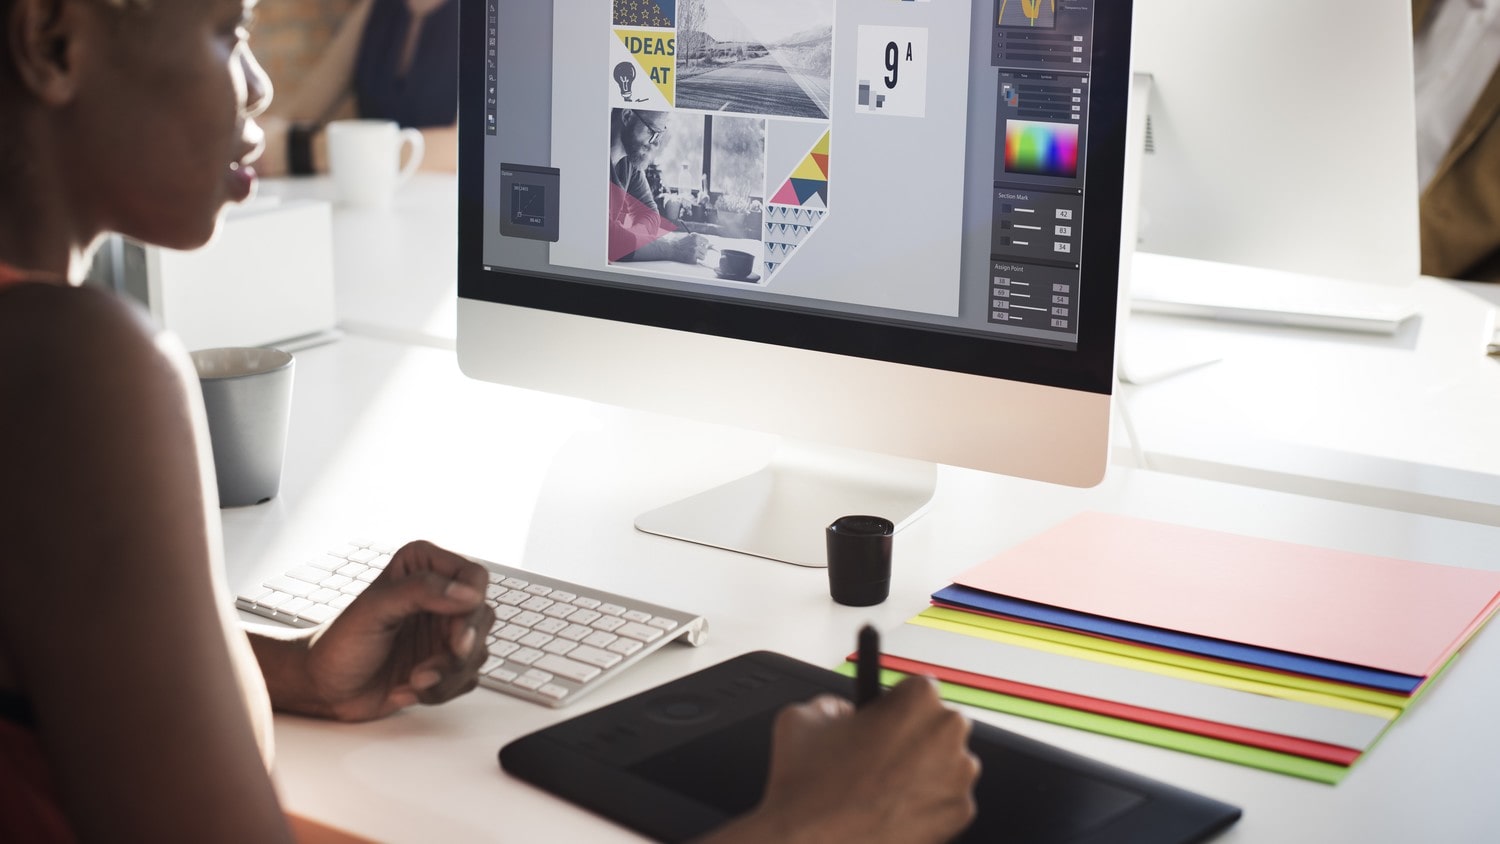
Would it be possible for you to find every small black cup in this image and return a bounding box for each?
[826,515,895,606]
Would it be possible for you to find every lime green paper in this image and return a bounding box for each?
[918,607,1408,715]
[836,663,1350,785]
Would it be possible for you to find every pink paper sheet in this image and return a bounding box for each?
[953,512,1500,677]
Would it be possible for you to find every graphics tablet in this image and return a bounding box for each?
[500,651,1242,843]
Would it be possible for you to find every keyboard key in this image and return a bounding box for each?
[488,667,519,684]
[327,544,359,559]
[606,638,643,657]
[512,611,546,628]
[481,655,504,675]
[320,574,352,590]
[519,631,554,649]
[571,597,602,610]
[618,622,664,643]
[488,640,520,659]
[310,587,342,604]
[568,609,602,626]
[496,624,529,642]
[542,603,575,620]
[255,590,292,609]
[591,616,627,633]
[339,581,368,596]
[336,562,369,578]
[370,554,392,569]
[569,645,624,669]
[510,648,544,666]
[583,631,618,648]
[266,576,314,598]
[598,603,627,617]
[549,590,576,603]
[524,584,553,596]
[287,565,330,584]
[281,597,313,617]
[647,617,680,631]
[541,639,577,656]
[538,684,570,700]
[330,594,356,609]
[533,617,568,635]
[348,548,380,564]
[501,577,528,589]
[298,604,337,625]
[520,596,554,612]
[356,568,380,583]
[558,624,592,642]
[513,673,548,691]
[498,589,528,606]
[308,554,345,572]
[623,610,653,623]
[535,654,603,682]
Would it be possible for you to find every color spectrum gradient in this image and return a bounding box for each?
[1004,120,1079,179]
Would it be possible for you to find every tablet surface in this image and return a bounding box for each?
[500,651,1242,843]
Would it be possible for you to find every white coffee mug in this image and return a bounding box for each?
[326,119,425,208]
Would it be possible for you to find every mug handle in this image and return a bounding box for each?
[396,127,425,184]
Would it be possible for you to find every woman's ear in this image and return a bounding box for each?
[7,0,84,105]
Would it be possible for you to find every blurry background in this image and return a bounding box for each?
[254,0,356,107]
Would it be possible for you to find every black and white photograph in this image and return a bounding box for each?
[608,108,769,284]
[675,0,834,119]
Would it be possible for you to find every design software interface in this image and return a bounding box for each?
[481,0,1105,350]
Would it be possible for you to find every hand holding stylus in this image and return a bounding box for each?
[704,625,980,844]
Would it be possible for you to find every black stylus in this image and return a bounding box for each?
[855,624,881,707]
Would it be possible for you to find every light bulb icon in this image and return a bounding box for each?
[613,62,637,101]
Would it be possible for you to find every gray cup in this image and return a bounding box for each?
[191,347,295,507]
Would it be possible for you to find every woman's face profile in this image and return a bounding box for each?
[62,0,272,251]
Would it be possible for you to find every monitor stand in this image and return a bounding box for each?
[634,440,936,568]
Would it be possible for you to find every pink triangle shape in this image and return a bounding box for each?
[771,180,800,206]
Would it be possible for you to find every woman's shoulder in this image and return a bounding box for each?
[0,283,172,387]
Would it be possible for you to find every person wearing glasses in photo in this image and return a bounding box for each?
[608,108,710,264]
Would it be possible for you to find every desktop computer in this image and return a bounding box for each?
[457,0,1134,567]
[1127,0,1422,331]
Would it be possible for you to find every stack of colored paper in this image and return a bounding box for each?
[847,512,1500,784]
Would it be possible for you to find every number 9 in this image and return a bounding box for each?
[885,41,899,89]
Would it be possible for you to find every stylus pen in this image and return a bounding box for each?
[855,624,881,707]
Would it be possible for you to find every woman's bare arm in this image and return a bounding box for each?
[0,284,293,842]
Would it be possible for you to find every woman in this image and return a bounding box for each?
[0,0,979,840]
[258,0,458,176]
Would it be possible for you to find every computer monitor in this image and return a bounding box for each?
[457,0,1134,567]
[1129,0,1420,287]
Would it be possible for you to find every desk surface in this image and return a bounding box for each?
[225,332,1500,844]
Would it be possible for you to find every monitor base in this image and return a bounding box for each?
[634,441,935,567]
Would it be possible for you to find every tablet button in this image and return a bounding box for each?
[646,694,718,725]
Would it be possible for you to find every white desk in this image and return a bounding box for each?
[224,332,1500,843]
[1120,253,1500,527]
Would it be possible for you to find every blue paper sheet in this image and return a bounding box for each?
[932,584,1423,694]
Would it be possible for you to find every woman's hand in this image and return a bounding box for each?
[704,676,982,844]
[265,540,495,721]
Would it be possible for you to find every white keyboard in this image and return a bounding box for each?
[234,541,708,707]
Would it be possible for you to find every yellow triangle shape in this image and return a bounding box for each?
[791,155,826,181]
[812,130,831,155]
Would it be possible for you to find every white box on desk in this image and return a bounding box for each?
[102,197,338,350]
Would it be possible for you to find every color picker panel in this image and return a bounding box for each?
[1004,120,1079,179]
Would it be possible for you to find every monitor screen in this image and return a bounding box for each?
[458,0,1133,565]
[1130,0,1419,286]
